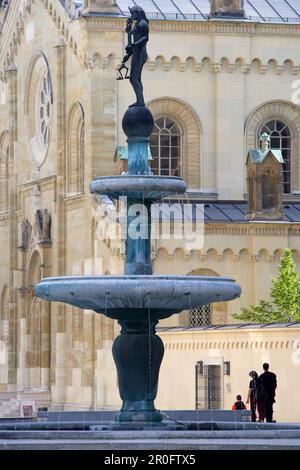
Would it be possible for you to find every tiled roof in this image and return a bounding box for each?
[247,149,284,164]
[72,1,300,23]
[204,202,300,222]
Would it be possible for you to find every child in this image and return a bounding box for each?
[232,394,247,411]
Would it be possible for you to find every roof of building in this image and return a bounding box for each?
[152,201,300,223]
[247,149,284,164]
[203,202,300,222]
[158,322,300,332]
[70,1,300,24]
[1,1,300,25]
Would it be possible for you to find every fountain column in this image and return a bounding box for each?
[122,106,154,276]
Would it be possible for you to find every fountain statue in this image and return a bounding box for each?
[36,6,241,427]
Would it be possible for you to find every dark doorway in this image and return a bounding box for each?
[196,363,222,410]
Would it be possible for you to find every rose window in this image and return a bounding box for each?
[39,74,52,148]
[25,52,53,168]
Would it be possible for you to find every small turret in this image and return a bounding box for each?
[246,133,284,221]
[210,0,246,18]
[82,0,119,15]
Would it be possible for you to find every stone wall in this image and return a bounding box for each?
[158,326,300,423]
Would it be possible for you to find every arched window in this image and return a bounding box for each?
[147,98,201,188]
[177,269,228,326]
[0,286,9,343]
[0,285,12,386]
[24,52,53,168]
[189,305,212,326]
[0,130,9,212]
[260,120,291,194]
[26,251,48,390]
[246,101,300,194]
[67,102,85,195]
[150,117,182,177]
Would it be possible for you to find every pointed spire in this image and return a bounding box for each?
[260,132,270,152]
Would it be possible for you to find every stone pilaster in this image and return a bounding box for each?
[6,64,18,389]
[52,41,67,407]
[213,47,245,199]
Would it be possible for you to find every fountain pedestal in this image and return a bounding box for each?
[113,319,164,423]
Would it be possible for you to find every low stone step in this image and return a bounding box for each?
[0,439,300,450]
[1,429,300,440]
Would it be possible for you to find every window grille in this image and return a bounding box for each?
[189,304,212,326]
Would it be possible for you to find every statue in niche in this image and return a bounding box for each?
[19,219,32,251]
[118,6,149,107]
[36,209,51,244]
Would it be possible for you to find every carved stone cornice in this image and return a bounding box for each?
[142,57,300,75]
[79,16,300,39]
[211,63,222,73]
[204,222,299,237]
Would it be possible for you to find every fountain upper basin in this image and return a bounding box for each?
[90,175,187,201]
[35,275,241,321]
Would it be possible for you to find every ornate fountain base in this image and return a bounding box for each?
[112,319,164,423]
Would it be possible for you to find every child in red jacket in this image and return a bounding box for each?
[232,395,247,411]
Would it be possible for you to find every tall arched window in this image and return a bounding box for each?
[178,269,228,326]
[260,120,291,194]
[246,101,300,194]
[67,102,85,195]
[0,130,9,212]
[0,286,9,344]
[26,251,48,390]
[147,98,202,188]
[150,117,182,177]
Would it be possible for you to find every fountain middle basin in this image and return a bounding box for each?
[35,275,241,321]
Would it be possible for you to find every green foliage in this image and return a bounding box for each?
[233,248,300,323]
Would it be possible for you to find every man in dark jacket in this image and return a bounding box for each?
[259,363,277,422]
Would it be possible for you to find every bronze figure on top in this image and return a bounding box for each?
[118,6,149,107]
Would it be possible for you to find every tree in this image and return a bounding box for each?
[233,248,300,323]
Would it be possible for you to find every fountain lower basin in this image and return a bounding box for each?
[35,274,241,425]
[35,275,241,321]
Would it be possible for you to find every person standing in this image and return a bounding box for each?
[259,363,277,423]
[246,371,265,422]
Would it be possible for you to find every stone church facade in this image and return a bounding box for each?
[0,0,300,416]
